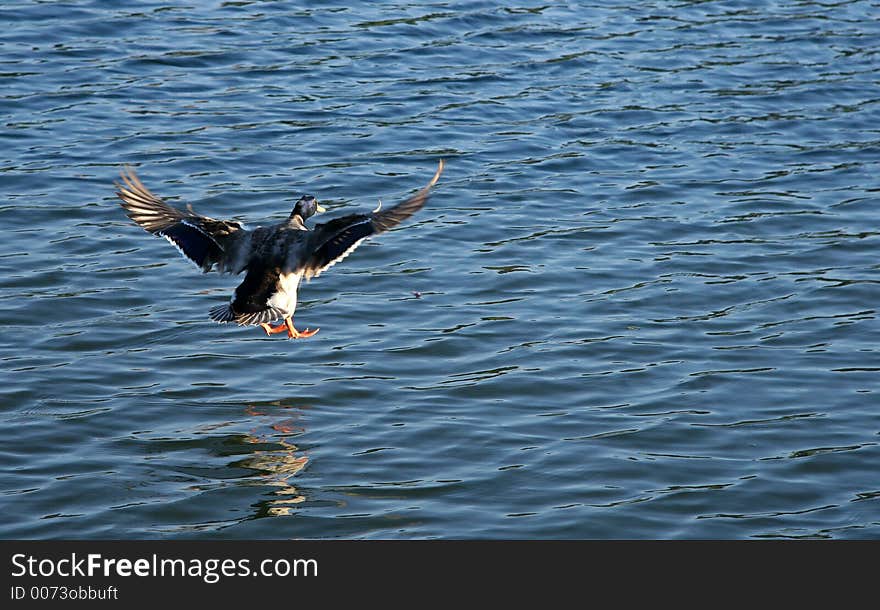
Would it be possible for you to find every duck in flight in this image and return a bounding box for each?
[115,160,444,338]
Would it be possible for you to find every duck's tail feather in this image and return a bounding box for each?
[209,303,286,326]
[209,303,236,323]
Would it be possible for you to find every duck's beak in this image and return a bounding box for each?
[316,203,326,213]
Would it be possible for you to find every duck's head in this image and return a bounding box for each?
[290,195,326,221]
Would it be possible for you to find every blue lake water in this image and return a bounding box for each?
[1,0,879,539]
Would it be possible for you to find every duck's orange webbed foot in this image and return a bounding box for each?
[260,322,289,336]
[260,320,319,339]
[285,318,319,339]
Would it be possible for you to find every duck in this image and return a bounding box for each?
[115,160,444,338]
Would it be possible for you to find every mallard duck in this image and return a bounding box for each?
[115,160,444,338]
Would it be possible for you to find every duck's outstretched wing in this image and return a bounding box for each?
[115,166,246,272]
[208,264,287,326]
[297,160,444,280]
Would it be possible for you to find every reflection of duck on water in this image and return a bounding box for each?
[241,404,310,516]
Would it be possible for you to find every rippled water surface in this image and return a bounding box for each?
[2,1,879,539]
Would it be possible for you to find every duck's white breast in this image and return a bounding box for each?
[267,271,301,315]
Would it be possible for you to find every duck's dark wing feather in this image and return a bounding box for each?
[298,160,444,279]
[115,166,245,272]
[209,264,286,326]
